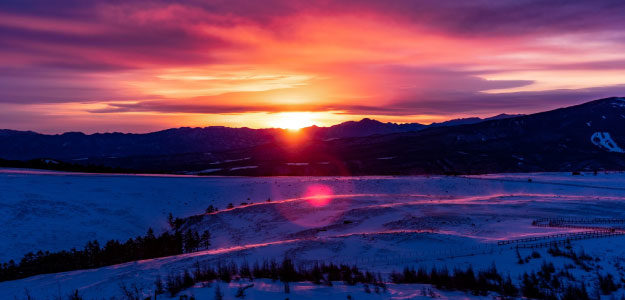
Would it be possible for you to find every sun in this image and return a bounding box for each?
[269,112,317,130]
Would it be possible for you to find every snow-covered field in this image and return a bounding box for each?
[2,169,625,299]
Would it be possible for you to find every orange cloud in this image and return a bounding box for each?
[2,1,625,133]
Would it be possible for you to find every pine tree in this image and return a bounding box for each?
[168,213,175,229]
[155,274,164,295]
[146,228,155,240]
[501,274,517,297]
[183,269,194,288]
[201,230,211,249]
[240,261,252,280]
[184,230,200,252]
[279,258,297,283]
[68,290,83,300]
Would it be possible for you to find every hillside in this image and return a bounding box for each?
[196,97,625,175]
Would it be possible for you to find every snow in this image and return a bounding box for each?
[161,280,492,300]
[224,157,251,163]
[286,163,309,166]
[11,278,492,299]
[229,166,258,171]
[2,170,625,298]
[210,157,251,165]
[612,99,625,108]
[591,132,625,153]
[186,168,222,175]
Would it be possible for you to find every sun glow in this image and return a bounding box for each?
[269,112,317,130]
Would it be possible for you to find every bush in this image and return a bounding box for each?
[561,284,590,300]
[598,273,618,295]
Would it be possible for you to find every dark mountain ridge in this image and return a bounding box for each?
[0,115,516,161]
[3,97,623,175]
[176,97,625,175]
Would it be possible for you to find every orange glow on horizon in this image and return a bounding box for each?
[269,112,318,130]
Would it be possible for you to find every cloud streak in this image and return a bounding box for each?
[90,85,625,117]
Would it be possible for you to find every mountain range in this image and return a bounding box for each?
[0,114,519,161]
[1,98,624,175]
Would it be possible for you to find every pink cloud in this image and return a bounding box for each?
[1,0,625,132]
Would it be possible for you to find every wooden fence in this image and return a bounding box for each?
[496,217,625,248]
[514,231,625,249]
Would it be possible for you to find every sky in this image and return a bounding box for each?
[2,0,625,133]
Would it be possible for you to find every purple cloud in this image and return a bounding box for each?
[1,0,625,132]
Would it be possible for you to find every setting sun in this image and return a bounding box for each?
[269,112,318,130]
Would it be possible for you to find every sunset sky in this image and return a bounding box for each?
[2,0,625,133]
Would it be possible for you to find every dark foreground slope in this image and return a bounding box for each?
[200,97,625,175]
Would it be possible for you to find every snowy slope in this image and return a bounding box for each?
[2,170,625,298]
[2,169,625,262]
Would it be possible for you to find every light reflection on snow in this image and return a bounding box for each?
[303,184,333,207]
[270,181,356,228]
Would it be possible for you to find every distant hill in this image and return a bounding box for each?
[301,118,427,139]
[0,127,280,161]
[0,114,517,161]
[428,114,523,127]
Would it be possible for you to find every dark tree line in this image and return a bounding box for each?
[159,258,388,297]
[390,264,517,297]
[0,227,210,282]
[390,261,599,300]
[160,258,586,299]
[0,158,134,174]
[518,261,593,300]
[13,254,609,299]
